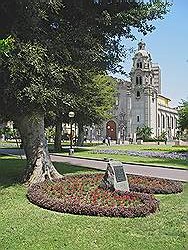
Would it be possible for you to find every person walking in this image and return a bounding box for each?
[107,136,111,146]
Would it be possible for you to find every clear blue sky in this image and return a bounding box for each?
[114,0,188,107]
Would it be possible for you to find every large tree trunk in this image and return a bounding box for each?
[77,122,85,146]
[16,112,62,186]
[54,115,62,152]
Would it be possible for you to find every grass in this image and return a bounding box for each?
[55,144,188,169]
[0,156,187,250]
[1,141,187,169]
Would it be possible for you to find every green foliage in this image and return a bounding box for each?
[0,0,171,119]
[73,74,117,126]
[0,36,14,54]
[136,125,153,141]
[0,126,17,139]
[156,131,167,141]
[45,126,55,140]
[178,99,188,131]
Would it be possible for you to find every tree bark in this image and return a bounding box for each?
[77,122,85,146]
[16,112,62,186]
[54,115,62,152]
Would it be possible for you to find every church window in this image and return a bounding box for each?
[150,77,152,85]
[171,117,174,129]
[167,116,170,128]
[158,114,160,127]
[137,116,140,122]
[162,115,165,128]
[136,76,142,85]
[152,92,155,102]
[136,91,141,98]
[136,61,142,69]
[175,118,177,128]
[136,76,139,84]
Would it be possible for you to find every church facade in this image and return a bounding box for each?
[103,41,178,142]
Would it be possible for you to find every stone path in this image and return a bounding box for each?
[0,148,187,182]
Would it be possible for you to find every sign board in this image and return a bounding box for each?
[100,160,129,192]
[113,165,127,182]
[110,161,129,192]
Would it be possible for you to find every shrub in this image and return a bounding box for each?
[128,174,183,194]
[27,173,183,217]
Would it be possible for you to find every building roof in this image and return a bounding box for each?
[134,50,149,57]
[158,94,171,101]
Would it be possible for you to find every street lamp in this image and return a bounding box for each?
[68,111,75,155]
[122,126,125,144]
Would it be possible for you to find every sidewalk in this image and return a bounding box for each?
[51,154,188,182]
[0,148,187,182]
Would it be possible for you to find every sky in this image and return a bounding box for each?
[114,0,188,107]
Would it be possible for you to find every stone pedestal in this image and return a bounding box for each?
[99,160,129,192]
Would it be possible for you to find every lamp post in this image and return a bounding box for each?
[122,126,125,144]
[68,111,75,155]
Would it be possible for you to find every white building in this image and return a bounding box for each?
[101,41,178,142]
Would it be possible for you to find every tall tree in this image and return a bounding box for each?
[0,0,171,185]
[74,74,117,146]
[178,99,188,131]
[52,74,117,149]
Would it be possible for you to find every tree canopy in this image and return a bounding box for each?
[0,0,171,119]
[0,0,172,184]
[178,99,188,131]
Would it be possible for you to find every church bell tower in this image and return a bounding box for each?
[127,41,159,138]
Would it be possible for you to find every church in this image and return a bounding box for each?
[0,41,179,143]
[102,41,178,142]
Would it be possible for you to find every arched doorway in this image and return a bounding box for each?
[106,120,117,140]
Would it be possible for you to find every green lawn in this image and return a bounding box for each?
[0,156,187,250]
[57,144,188,169]
[0,142,187,169]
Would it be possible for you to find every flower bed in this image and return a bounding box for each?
[128,174,183,194]
[92,149,188,160]
[28,174,182,218]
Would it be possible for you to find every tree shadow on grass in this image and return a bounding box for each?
[54,161,99,175]
[0,157,25,188]
[0,156,98,189]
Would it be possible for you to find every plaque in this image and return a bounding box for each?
[113,165,127,182]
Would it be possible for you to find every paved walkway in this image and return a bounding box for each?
[0,148,187,182]
[51,154,188,182]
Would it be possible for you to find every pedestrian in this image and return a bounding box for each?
[107,136,111,146]
[102,137,106,144]
[164,137,167,145]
